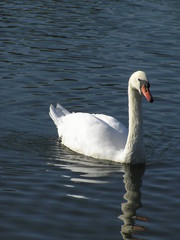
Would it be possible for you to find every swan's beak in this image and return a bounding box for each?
[141,85,154,103]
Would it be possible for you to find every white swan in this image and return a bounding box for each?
[49,71,153,164]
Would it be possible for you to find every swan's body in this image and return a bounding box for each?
[49,71,153,164]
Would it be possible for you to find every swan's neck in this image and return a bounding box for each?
[123,84,145,163]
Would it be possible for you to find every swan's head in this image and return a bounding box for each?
[129,71,154,103]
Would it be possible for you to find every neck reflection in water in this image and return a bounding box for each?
[49,143,149,239]
[119,164,148,239]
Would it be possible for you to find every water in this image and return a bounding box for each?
[0,0,180,239]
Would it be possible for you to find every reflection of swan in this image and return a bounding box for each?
[49,148,149,237]
[119,164,148,239]
[48,141,124,181]
[49,71,153,164]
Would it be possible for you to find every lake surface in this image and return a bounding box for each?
[0,0,180,239]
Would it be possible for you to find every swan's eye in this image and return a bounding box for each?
[144,82,150,92]
[145,82,150,90]
[138,79,150,92]
[138,79,150,89]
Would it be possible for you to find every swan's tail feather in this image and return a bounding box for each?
[56,103,70,115]
[49,103,69,127]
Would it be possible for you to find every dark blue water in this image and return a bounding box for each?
[0,1,180,239]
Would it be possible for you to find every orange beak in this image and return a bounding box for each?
[141,85,154,103]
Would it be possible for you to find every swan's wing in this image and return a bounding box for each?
[93,114,127,135]
[58,112,127,160]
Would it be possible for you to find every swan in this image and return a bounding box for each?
[49,71,153,164]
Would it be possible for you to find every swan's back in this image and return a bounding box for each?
[49,103,128,161]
